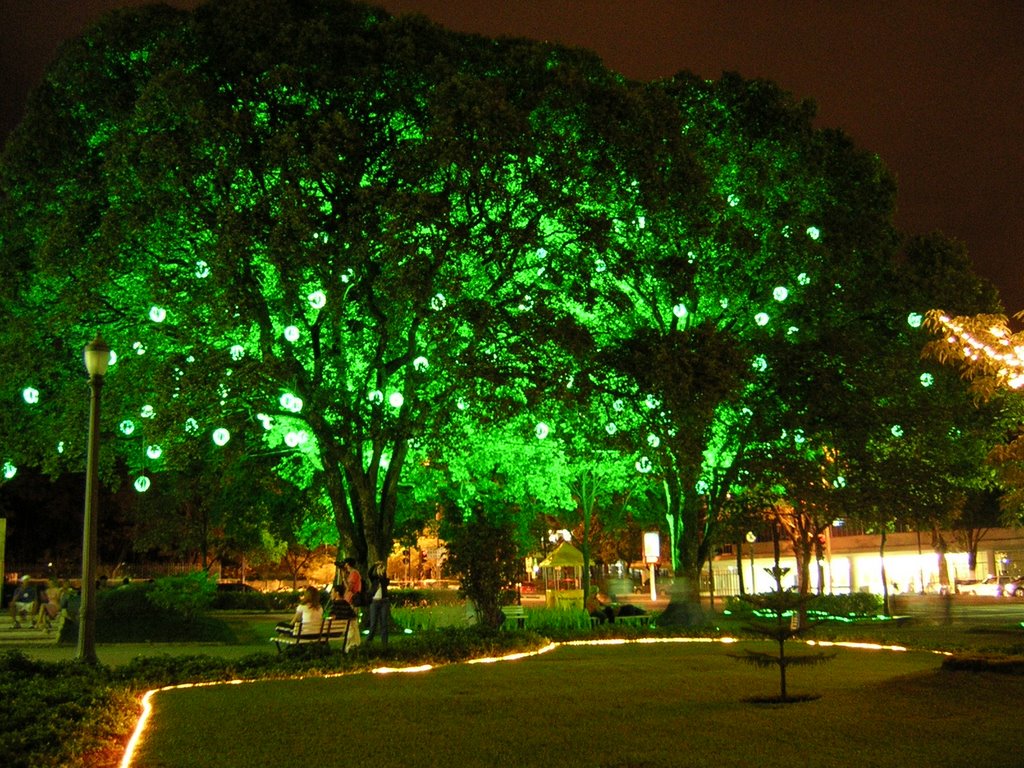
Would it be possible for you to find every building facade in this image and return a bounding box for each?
[710,526,1024,596]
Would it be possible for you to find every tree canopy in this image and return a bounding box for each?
[0,0,1005,598]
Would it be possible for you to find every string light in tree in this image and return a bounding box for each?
[932,313,1024,390]
[280,393,303,413]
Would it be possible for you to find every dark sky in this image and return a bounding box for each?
[2,0,1022,313]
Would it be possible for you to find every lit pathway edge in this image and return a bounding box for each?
[117,637,940,768]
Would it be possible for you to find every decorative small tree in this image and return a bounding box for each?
[730,563,835,703]
[440,507,521,630]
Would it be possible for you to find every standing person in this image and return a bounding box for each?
[342,557,364,649]
[365,561,391,647]
[342,557,363,608]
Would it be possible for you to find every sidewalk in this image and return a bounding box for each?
[0,618,60,647]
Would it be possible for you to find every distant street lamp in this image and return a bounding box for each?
[77,334,109,664]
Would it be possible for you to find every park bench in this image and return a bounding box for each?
[271,614,354,654]
[500,604,527,629]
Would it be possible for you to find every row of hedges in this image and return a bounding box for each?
[60,575,234,644]
[723,591,884,619]
[211,586,464,612]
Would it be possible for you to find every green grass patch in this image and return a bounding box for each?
[131,641,1024,768]
[9,605,1024,768]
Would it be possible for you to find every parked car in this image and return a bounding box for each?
[216,581,260,592]
[956,576,1012,596]
[1003,577,1024,598]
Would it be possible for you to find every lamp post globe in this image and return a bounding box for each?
[77,334,109,664]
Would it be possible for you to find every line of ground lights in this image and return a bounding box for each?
[117,636,942,768]
[934,313,1024,389]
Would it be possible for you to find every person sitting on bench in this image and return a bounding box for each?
[9,575,36,629]
[276,586,323,637]
[586,587,616,624]
[329,584,360,651]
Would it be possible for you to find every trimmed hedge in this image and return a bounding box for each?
[942,654,1024,674]
[724,591,883,620]
[58,581,236,644]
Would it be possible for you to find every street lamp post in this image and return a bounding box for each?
[746,531,757,594]
[77,334,109,664]
[643,531,660,602]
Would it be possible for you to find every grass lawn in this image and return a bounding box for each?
[9,613,288,666]
[127,640,1024,768]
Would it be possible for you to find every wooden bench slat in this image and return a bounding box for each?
[271,615,354,653]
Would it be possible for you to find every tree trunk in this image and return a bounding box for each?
[575,471,596,608]
[661,480,705,627]
[736,538,746,596]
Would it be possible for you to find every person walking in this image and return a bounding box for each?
[365,561,391,647]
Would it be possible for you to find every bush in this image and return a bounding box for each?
[0,650,133,768]
[147,572,216,620]
[724,591,883,620]
[390,588,464,608]
[810,592,883,618]
[210,590,278,611]
[58,580,236,644]
[942,653,1024,674]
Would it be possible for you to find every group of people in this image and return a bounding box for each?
[586,587,647,625]
[276,557,392,650]
[7,575,71,632]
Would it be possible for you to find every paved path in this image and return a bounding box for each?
[0,617,60,647]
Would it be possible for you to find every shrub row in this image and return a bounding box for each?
[723,591,884,619]
[941,654,1024,674]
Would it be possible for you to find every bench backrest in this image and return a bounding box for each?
[294,616,333,638]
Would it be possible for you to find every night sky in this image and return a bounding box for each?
[2,0,1021,314]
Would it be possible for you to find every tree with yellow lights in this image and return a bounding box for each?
[925,310,1024,518]
[925,311,1024,396]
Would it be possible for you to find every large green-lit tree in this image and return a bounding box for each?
[1,0,1006,603]
[0,0,630,571]
[552,73,912,623]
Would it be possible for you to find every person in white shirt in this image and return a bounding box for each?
[276,586,323,636]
